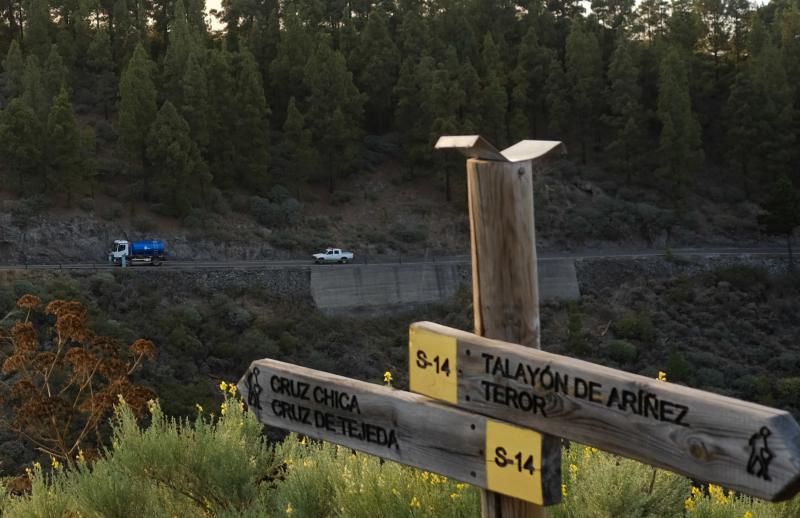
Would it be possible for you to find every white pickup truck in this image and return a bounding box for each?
[312,248,354,264]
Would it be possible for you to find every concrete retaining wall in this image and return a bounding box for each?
[310,259,581,311]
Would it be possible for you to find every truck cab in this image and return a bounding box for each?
[108,240,130,264]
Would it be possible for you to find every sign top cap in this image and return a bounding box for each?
[435,135,566,163]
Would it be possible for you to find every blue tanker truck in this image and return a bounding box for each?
[108,240,167,266]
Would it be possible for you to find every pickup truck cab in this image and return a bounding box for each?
[312,248,354,264]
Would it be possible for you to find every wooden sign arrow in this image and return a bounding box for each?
[238,359,561,505]
[409,321,800,501]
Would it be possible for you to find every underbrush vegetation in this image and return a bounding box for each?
[2,392,799,517]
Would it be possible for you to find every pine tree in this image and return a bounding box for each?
[0,98,43,194]
[459,58,483,132]
[185,0,208,38]
[44,44,68,105]
[24,0,52,62]
[748,40,795,183]
[268,10,314,125]
[2,40,25,98]
[544,59,570,138]
[303,36,365,193]
[180,51,209,154]
[394,56,435,174]
[725,69,757,197]
[162,0,194,105]
[477,33,508,147]
[656,48,703,202]
[759,175,800,269]
[248,5,281,88]
[118,43,158,172]
[22,56,48,119]
[509,25,552,139]
[592,0,635,31]
[428,47,468,202]
[397,1,430,60]
[352,7,400,133]
[46,87,89,203]
[112,0,136,67]
[727,0,750,63]
[233,48,270,193]
[565,20,603,164]
[277,96,317,194]
[666,0,704,52]
[146,101,210,217]
[206,48,238,189]
[635,0,668,41]
[87,28,117,120]
[604,36,645,183]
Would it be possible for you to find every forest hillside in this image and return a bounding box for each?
[1,0,799,260]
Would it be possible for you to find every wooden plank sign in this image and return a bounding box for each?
[409,321,800,501]
[237,359,561,505]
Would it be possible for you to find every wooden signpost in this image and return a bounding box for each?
[237,134,800,513]
[237,359,560,505]
[409,321,800,502]
[437,135,565,518]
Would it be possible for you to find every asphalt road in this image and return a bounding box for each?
[0,246,788,272]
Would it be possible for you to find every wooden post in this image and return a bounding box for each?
[467,158,560,518]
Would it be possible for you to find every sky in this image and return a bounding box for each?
[205,0,224,31]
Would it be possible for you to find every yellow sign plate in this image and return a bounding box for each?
[486,421,543,504]
[409,326,457,404]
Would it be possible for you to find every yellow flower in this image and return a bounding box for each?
[569,463,578,479]
[456,483,466,491]
[285,502,294,515]
[744,512,754,518]
[658,371,667,381]
[219,381,228,392]
[50,456,62,470]
[221,402,228,416]
[709,484,730,505]
[76,449,85,463]
[409,496,421,509]
[450,492,459,500]
[561,483,568,497]
[196,403,204,413]
[384,371,393,385]
[685,497,696,512]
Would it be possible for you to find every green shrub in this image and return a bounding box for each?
[391,223,427,244]
[565,303,588,355]
[78,197,95,213]
[777,377,800,403]
[696,367,725,388]
[715,265,768,291]
[4,397,800,518]
[608,340,638,364]
[613,313,656,342]
[665,351,692,383]
[0,396,278,517]
[332,191,353,206]
[307,216,330,231]
[551,445,688,518]
[666,279,693,304]
[132,215,156,233]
